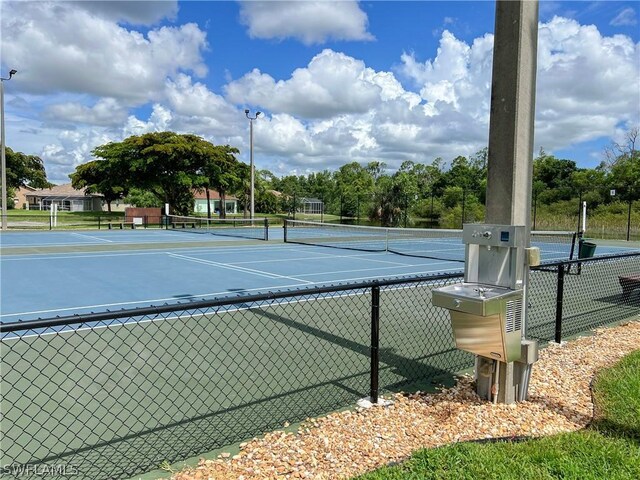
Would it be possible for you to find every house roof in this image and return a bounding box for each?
[25,183,102,199]
[193,189,238,201]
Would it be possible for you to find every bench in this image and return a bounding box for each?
[108,222,136,230]
[619,274,640,298]
[171,222,197,229]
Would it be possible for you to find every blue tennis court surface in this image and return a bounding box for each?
[1,228,637,323]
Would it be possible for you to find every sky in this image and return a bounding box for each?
[1,1,639,185]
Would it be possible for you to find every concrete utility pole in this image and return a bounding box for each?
[1,69,18,231]
[480,0,539,403]
[245,110,261,220]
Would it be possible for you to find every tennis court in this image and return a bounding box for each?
[1,222,636,323]
[1,223,639,480]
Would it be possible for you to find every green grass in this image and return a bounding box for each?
[356,350,640,480]
[6,209,123,219]
[592,351,640,439]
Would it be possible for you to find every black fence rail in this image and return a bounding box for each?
[1,254,638,480]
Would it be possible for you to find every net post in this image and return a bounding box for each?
[264,217,269,241]
[370,283,380,404]
[98,216,101,230]
[283,219,288,243]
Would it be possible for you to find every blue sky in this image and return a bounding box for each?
[2,1,639,184]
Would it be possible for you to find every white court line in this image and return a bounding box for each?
[166,252,314,284]
[70,232,114,243]
[0,243,304,261]
[0,243,298,261]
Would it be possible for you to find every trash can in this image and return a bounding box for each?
[578,240,597,259]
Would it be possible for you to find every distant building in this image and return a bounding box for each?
[301,197,323,215]
[193,189,238,215]
[24,184,103,212]
[13,185,37,209]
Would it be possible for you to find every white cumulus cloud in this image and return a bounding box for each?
[4,4,639,182]
[238,0,374,45]
[225,49,412,119]
[1,1,208,104]
[44,98,129,127]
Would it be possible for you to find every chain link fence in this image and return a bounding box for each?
[527,253,640,342]
[1,253,638,479]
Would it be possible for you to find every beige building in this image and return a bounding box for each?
[25,184,104,212]
[13,185,37,209]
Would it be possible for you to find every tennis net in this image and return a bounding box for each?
[167,216,269,241]
[284,220,578,263]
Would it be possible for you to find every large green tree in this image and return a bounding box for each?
[200,145,243,218]
[69,160,128,212]
[533,149,578,203]
[6,147,51,188]
[4,148,51,209]
[90,132,224,215]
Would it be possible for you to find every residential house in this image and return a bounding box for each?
[25,184,103,212]
[193,189,238,215]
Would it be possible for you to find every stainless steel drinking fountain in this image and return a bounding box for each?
[433,224,538,402]
[432,283,522,362]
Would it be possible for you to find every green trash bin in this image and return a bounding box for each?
[578,240,597,259]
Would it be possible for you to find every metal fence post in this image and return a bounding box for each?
[627,196,632,242]
[554,263,566,343]
[370,284,380,403]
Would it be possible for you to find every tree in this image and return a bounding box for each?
[5,148,51,190]
[123,188,162,208]
[334,162,376,217]
[200,145,243,219]
[69,160,127,212]
[603,128,640,201]
[4,148,51,209]
[90,132,220,216]
[533,149,578,203]
[604,127,638,168]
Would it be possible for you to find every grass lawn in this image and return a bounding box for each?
[356,350,640,480]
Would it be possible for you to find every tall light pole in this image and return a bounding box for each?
[245,109,261,219]
[1,69,17,231]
